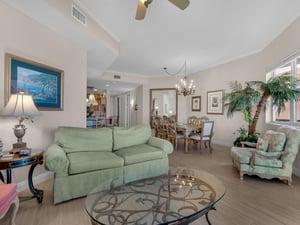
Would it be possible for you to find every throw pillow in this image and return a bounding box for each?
[263,130,286,153]
[256,138,269,152]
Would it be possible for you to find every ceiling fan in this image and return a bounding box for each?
[135,0,190,20]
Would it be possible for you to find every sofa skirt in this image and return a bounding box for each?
[53,167,124,204]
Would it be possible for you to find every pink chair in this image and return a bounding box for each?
[0,183,19,225]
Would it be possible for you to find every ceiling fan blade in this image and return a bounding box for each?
[168,0,190,10]
[135,0,147,20]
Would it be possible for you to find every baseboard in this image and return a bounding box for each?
[293,166,300,178]
[17,171,53,192]
[212,139,233,148]
[15,153,298,191]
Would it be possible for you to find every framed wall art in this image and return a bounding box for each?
[5,53,64,111]
[207,90,224,114]
[191,96,201,111]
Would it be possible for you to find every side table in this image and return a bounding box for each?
[0,150,44,203]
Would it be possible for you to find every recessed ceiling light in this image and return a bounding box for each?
[105,84,110,87]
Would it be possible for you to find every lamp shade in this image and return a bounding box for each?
[1,93,41,117]
[87,94,98,105]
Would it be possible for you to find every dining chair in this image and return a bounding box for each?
[156,116,168,139]
[168,120,185,150]
[199,116,210,123]
[188,121,214,153]
[0,182,19,225]
[187,116,197,126]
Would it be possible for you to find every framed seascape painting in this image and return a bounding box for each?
[5,54,64,111]
[191,96,201,111]
[207,90,224,115]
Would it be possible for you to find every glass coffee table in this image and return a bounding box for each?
[85,167,225,225]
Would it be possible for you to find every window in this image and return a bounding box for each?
[273,62,292,122]
[267,52,300,126]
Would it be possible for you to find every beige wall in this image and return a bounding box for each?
[2,1,300,184]
[263,16,300,171]
[140,16,300,174]
[0,2,87,183]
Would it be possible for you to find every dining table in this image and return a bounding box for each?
[176,123,202,152]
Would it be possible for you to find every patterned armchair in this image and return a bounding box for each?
[231,126,300,185]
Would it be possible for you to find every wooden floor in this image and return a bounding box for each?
[10,144,300,225]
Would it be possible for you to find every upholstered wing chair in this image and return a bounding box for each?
[0,182,19,225]
[231,125,300,185]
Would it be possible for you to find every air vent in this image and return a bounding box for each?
[72,4,87,25]
[114,75,121,79]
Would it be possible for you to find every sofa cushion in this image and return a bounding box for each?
[55,127,113,153]
[67,152,124,175]
[0,183,17,215]
[253,156,283,168]
[255,150,282,159]
[113,124,151,151]
[256,138,269,151]
[114,144,167,165]
[263,130,286,153]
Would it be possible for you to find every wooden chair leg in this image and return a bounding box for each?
[208,141,213,153]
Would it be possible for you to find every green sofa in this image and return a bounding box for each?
[45,124,173,204]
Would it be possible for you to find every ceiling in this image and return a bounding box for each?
[4,0,300,94]
[77,0,300,76]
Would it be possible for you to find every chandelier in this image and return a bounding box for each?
[175,75,195,96]
[164,61,195,96]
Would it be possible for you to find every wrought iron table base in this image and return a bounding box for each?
[0,158,44,203]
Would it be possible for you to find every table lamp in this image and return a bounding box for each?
[1,90,41,152]
[86,93,98,117]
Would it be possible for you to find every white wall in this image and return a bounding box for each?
[0,2,87,183]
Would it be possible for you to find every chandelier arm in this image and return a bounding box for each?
[164,60,195,96]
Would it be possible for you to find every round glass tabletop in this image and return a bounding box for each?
[85,167,225,225]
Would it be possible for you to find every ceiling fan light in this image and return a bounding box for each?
[168,0,190,10]
[135,0,148,20]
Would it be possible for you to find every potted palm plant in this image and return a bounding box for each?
[225,75,299,146]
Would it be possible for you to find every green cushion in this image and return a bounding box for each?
[113,124,151,151]
[67,152,124,175]
[256,150,282,159]
[253,156,283,168]
[55,127,113,153]
[256,138,269,151]
[263,130,286,153]
[114,144,167,165]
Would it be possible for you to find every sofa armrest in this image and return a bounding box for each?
[250,150,286,168]
[45,144,69,175]
[254,150,285,159]
[147,137,174,154]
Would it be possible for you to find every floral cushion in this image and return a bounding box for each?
[263,130,286,153]
[253,155,283,168]
[256,138,269,151]
[255,150,282,159]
